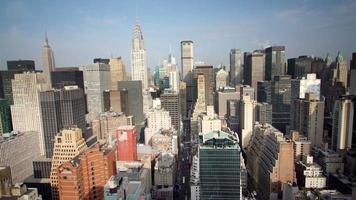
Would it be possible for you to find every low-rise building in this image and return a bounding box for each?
[296,155,326,189]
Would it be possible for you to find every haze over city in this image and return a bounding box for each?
[1,0,356,70]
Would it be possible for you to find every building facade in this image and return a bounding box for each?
[116,126,137,161]
[131,21,148,89]
[109,57,126,90]
[265,46,286,81]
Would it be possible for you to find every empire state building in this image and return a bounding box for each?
[131,20,148,89]
[42,33,55,87]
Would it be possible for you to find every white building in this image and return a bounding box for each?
[169,71,179,93]
[0,131,40,183]
[296,156,326,189]
[291,73,321,100]
[80,63,111,122]
[181,41,194,83]
[215,68,229,89]
[144,104,172,144]
[190,155,200,200]
[199,106,221,134]
[240,95,256,148]
[131,20,148,89]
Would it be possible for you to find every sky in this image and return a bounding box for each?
[1,0,356,71]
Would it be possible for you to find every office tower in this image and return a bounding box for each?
[216,87,239,119]
[240,95,256,148]
[10,72,50,154]
[39,86,86,158]
[215,67,229,89]
[265,46,286,81]
[350,53,356,95]
[142,89,153,116]
[247,123,295,199]
[57,144,116,200]
[244,51,265,92]
[331,52,348,87]
[0,131,40,183]
[94,58,110,64]
[181,41,194,108]
[118,81,144,125]
[287,56,315,79]
[7,60,35,71]
[131,21,148,89]
[109,57,126,90]
[193,66,215,107]
[239,84,255,100]
[191,75,207,135]
[290,131,311,162]
[169,71,179,92]
[255,102,272,124]
[80,63,111,122]
[271,75,291,133]
[144,104,172,144]
[331,95,354,151]
[199,130,241,199]
[291,73,321,100]
[257,81,272,103]
[179,81,187,118]
[160,90,180,131]
[181,41,194,82]
[230,48,243,85]
[199,106,222,134]
[0,99,11,134]
[290,93,324,147]
[116,126,137,161]
[51,67,84,89]
[50,127,87,200]
[91,111,129,142]
[227,100,239,132]
[154,152,176,186]
[42,33,55,86]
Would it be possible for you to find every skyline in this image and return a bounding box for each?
[1,0,356,70]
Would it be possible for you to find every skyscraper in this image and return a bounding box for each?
[240,94,256,148]
[10,72,51,155]
[42,33,55,87]
[117,80,144,125]
[161,90,181,132]
[109,57,126,90]
[116,125,137,161]
[257,81,272,103]
[331,95,354,151]
[7,60,35,72]
[50,67,84,89]
[271,75,291,133]
[79,62,111,122]
[255,102,272,125]
[331,52,348,88]
[216,87,239,119]
[265,46,286,81]
[244,51,265,92]
[230,49,243,85]
[39,86,87,158]
[199,130,241,199]
[193,65,215,107]
[215,67,229,89]
[181,41,194,83]
[131,20,148,89]
[350,53,356,95]
[290,93,325,147]
[291,73,321,100]
[50,127,87,200]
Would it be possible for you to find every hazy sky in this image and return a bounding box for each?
[1,0,356,71]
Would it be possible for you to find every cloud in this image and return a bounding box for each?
[336,0,356,14]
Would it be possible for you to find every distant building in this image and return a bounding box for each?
[216,87,239,119]
[80,63,111,122]
[290,93,325,148]
[240,95,256,148]
[331,95,354,151]
[50,127,87,200]
[144,104,172,145]
[42,34,55,87]
[287,55,314,78]
[255,102,272,125]
[0,131,40,183]
[193,66,215,107]
[91,111,130,142]
[179,81,187,118]
[244,51,265,93]
[215,67,229,89]
[291,73,321,100]
[230,49,243,85]
[350,53,356,95]
[116,126,137,161]
[257,81,272,103]
[290,131,311,162]
[57,144,116,200]
[265,46,286,81]
[109,57,126,90]
[199,130,241,199]
[51,68,84,89]
[154,152,176,186]
[118,81,144,125]
[0,99,11,134]
[312,147,344,175]
[181,41,194,108]
[199,106,221,134]
[7,60,35,72]
[160,90,180,132]
[247,123,295,199]
[271,75,291,133]
[131,21,148,89]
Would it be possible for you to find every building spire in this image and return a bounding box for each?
[44,31,49,46]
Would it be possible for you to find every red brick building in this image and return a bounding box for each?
[57,144,116,200]
[116,125,137,161]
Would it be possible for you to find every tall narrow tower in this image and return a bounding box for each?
[42,32,55,87]
[131,20,148,89]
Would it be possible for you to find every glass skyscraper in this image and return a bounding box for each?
[199,130,241,199]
